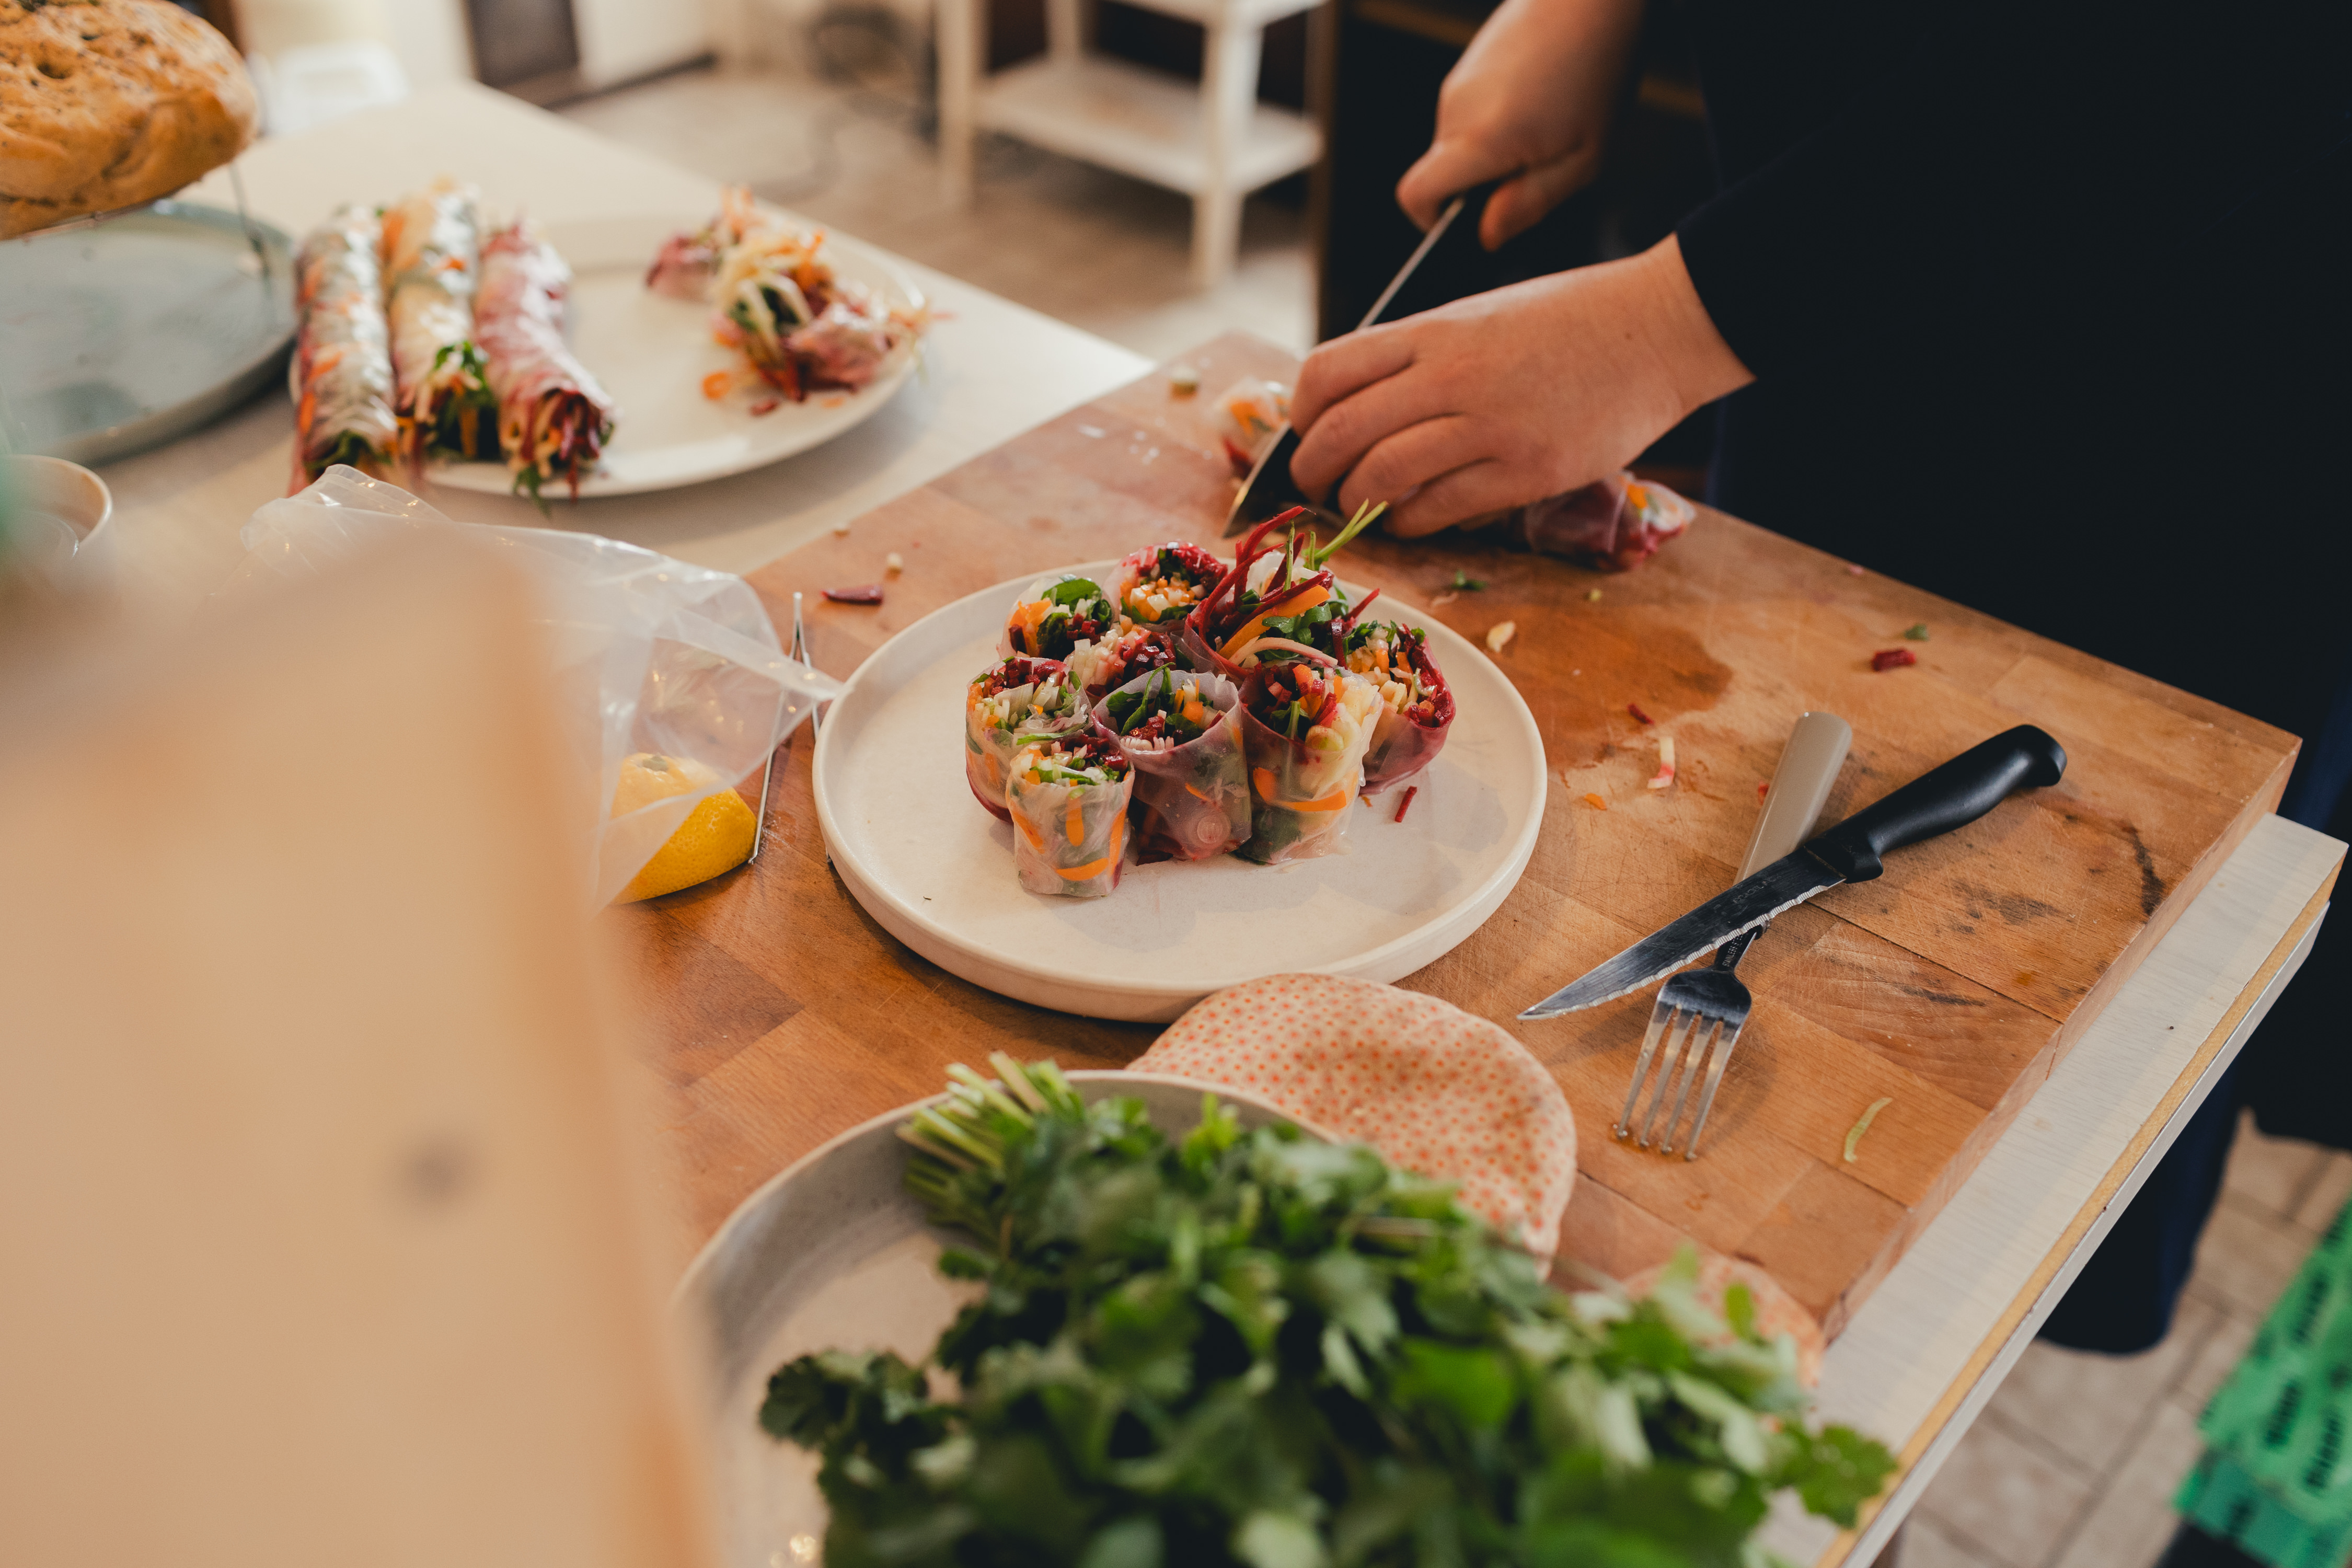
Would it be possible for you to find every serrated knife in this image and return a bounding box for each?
[1225,181,1500,537]
[1520,725,2068,1019]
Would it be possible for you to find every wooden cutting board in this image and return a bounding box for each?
[618,332,2300,1336]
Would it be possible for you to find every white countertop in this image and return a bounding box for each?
[100,80,1149,621]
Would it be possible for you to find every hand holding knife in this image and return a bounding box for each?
[1225,181,1503,537]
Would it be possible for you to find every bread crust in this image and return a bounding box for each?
[1,0,259,238]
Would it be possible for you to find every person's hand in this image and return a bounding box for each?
[1288,235,1754,536]
[1398,0,1647,249]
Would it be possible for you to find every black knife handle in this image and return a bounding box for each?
[1803,725,2067,883]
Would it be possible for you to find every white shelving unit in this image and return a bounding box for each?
[937,0,1324,287]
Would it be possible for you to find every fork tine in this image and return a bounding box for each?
[1680,1014,1746,1160]
[1654,1013,1722,1156]
[1635,1008,1700,1148]
[1613,995,1678,1140]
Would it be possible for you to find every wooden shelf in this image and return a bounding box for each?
[975,54,1321,198]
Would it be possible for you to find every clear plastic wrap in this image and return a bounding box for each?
[1004,733,1133,898]
[1092,667,1249,862]
[220,466,839,906]
[1235,660,1381,864]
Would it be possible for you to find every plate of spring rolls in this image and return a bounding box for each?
[814,509,1548,1021]
[287,183,926,501]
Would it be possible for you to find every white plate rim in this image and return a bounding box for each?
[811,562,1549,1020]
[672,1068,1339,1316]
[425,212,927,499]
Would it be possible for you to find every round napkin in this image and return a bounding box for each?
[1133,974,1578,1258]
[1621,1252,1827,1388]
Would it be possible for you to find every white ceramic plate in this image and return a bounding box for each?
[813,564,1549,1021]
[429,212,924,499]
[675,1072,1328,1568]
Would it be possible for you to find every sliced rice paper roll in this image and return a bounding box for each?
[381,182,497,465]
[1065,622,1175,703]
[477,220,619,502]
[1091,667,1249,861]
[1343,621,1456,794]
[1235,656,1382,864]
[963,655,1076,822]
[1109,540,1227,632]
[289,203,399,489]
[1179,503,1374,682]
[1001,572,1116,662]
[1005,732,1133,898]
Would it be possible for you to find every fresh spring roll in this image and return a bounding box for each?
[381,182,497,465]
[1092,667,1249,861]
[1109,540,1227,632]
[1001,572,1116,662]
[289,203,399,489]
[477,220,619,502]
[1178,503,1377,681]
[1005,732,1133,898]
[964,655,1081,823]
[1065,622,1175,704]
[1342,621,1456,794]
[1235,656,1382,864]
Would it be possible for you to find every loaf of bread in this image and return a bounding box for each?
[1,0,259,239]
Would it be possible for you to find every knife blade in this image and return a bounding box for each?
[1224,182,1499,537]
[1519,724,2068,1019]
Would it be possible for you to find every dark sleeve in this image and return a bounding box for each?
[1675,0,2352,380]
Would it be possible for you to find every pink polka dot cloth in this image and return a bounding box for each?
[1133,973,1579,1258]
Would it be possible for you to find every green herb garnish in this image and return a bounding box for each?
[1451,570,1486,592]
[764,1060,1895,1568]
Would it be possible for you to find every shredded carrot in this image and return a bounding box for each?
[1065,804,1086,847]
[1585,792,1608,811]
[701,371,732,400]
[1013,812,1045,850]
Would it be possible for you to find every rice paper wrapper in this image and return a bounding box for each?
[1132,973,1578,1258]
[1090,670,1249,861]
[1007,770,1133,897]
[963,682,1034,823]
[1358,637,1456,795]
[1235,667,1380,864]
[1173,613,1245,684]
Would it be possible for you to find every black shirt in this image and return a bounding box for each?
[1674,0,2352,775]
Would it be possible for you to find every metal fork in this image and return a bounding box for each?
[1614,711,1852,1159]
[749,591,821,865]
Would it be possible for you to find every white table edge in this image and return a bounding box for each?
[1755,812,2344,1564]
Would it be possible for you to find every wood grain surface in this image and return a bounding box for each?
[616,333,2298,1337]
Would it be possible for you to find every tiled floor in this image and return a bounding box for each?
[558,62,2347,1568]
[559,63,1316,363]
[1903,1112,2352,1568]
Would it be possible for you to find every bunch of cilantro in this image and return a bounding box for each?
[761,1058,1893,1568]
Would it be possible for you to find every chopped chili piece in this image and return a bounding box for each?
[1220,435,1255,477]
[823,584,885,605]
[1393,785,1419,823]
[1872,648,1917,671]
[1628,702,1654,725]
[1584,792,1608,811]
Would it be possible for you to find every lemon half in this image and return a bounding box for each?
[615,752,759,902]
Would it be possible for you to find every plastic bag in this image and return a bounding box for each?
[221,466,840,906]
